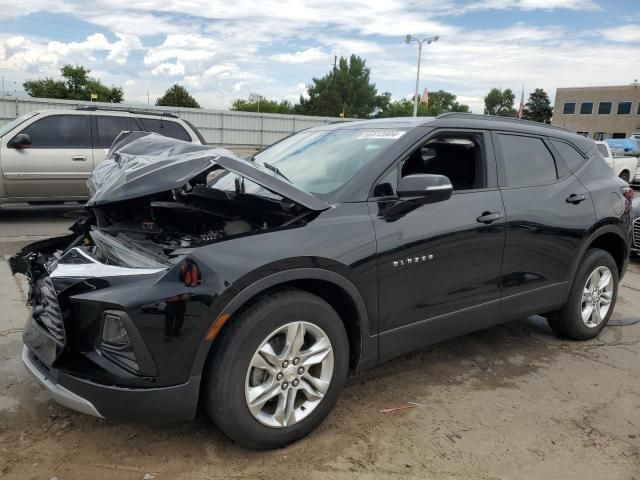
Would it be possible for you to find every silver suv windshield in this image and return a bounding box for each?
[0,112,38,138]
[207,128,408,199]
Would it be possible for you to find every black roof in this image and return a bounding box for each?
[311,113,593,153]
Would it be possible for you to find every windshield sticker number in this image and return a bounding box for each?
[357,130,406,140]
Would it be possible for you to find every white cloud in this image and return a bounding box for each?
[151,62,185,76]
[270,47,328,64]
[600,25,640,43]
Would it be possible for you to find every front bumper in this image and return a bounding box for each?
[22,345,102,418]
[22,344,201,422]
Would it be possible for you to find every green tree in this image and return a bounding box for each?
[522,88,553,124]
[295,55,391,118]
[231,93,295,114]
[484,88,516,117]
[23,64,123,102]
[156,84,201,108]
[379,90,470,117]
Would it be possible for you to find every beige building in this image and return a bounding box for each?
[551,84,640,140]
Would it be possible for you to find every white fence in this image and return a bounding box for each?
[0,96,349,155]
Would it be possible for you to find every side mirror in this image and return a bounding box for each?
[8,133,32,149]
[397,174,453,204]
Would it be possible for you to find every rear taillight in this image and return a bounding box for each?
[622,186,634,204]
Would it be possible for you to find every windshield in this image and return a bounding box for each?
[0,112,38,138]
[252,129,406,195]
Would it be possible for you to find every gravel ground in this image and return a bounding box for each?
[1,206,639,480]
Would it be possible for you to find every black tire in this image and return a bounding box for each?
[204,290,349,449]
[620,171,630,183]
[547,248,618,340]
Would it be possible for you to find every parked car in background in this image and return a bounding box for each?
[606,138,640,155]
[11,114,632,449]
[0,107,206,207]
[632,196,640,255]
[595,141,638,183]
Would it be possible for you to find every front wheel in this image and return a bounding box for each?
[547,248,618,340]
[204,290,349,449]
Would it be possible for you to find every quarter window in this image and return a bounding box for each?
[95,115,139,148]
[617,102,632,115]
[563,102,576,114]
[139,118,191,142]
[550,139,585,171]
[598,102,612,114]
[16,115,91,148]
[496,134,557,187]
[596,143,608,157]
[580,102,593,114]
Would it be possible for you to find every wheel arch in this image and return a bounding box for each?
[190,268,376,382]
[568,225,629,297]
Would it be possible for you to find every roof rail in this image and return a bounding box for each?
[436,112,570,132]
[75,105,178,118]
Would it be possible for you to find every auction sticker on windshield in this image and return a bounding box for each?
[357,130,406,140]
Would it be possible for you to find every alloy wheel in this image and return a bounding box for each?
[244,321,334,428]
[581,265,614,328]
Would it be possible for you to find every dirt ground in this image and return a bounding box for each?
[1,207,640,480]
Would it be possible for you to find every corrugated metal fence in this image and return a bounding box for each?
[0,96,350,155]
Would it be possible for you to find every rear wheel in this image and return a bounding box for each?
[205,290,349,449]
[547,248,618,339]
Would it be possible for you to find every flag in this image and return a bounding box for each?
[421,88,429,107]
[518,86,524,119]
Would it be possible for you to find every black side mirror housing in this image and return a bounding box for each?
[397,174,453,204]
[8,133,32,149]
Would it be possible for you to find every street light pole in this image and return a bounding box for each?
[405,34,439,117]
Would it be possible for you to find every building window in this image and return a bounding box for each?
[598,102,612,114]
[612,133,626,139]
[594,132,607,140]
[580,102,593,114]
[576,131,589,137]
[563,102,576,114]
[617,102,632,115]
[637,103,640,115]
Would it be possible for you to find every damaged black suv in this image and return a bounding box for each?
[12,114,632,449]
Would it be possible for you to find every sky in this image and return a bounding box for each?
[0,0,638,114]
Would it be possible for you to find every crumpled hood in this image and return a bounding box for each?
[87,131,329,211]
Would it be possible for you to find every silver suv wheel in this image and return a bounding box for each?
[245,321,334,428]
[581,265,614,328]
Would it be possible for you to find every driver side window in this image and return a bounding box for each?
[374,133,487,197]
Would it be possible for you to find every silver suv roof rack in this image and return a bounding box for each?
[75,106,179,118]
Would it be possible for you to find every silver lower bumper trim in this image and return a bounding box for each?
[21,346,103,418]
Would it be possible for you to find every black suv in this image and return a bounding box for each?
[11,114,633,449]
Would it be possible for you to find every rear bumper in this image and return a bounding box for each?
[22,345,201,422]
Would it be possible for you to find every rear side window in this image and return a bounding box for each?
[138,118,191,141]
[496,134,557,188]
[550,139,585,171]
[18,115,91,148]
[596,143,609,157]
[95,115,139,148]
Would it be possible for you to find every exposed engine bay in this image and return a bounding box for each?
[11,131,328,274]
[88,167,312,264]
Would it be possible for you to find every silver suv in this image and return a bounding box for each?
[0,107,205,206]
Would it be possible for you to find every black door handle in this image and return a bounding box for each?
[566,193,587,204]
[476,211,502,224]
